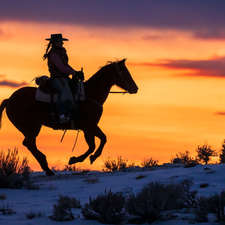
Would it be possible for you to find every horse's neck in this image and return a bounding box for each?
[85,69,114,105]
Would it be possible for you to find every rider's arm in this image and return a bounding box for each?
[50,52,76,75]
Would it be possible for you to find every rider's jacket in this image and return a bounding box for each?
[47,47,70,78]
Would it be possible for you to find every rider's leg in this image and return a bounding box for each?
[52,77,78,122]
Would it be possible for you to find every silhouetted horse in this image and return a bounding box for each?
[0,59,138,175]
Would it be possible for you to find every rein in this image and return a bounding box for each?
[84,63,129,94]
[109,91,128,94]
[84,79,128,94]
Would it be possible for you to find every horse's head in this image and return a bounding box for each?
[114,59,138,94]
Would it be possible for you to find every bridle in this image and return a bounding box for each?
[85,62,130,94]
[112,62,130,94]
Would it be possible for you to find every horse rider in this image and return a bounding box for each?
[43,33,84,123]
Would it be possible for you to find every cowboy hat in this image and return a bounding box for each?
[45,34,69,41]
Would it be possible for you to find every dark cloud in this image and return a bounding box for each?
[215,112,225,116]
[194,30,225,40]
[129,57,225,78]
[1,0,225,39]
[142,35,162,41]
[0,80,27,88]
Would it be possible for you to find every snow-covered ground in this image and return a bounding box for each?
[1,163,224,225]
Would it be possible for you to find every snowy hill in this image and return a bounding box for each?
[1,163,225,225]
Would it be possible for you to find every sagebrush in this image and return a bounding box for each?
[0,202,15,215]
[49,194,81,221]
[81,189,126,224]
[194,196,209,222]
[181,178,198,207]
[219,139,225,163]
[63,165,81,171]
[25,210,45,219]
[102,156,135,171]
[141,157,158,167]
[126,181,183,224]
[194,191,225,223]
[0,148,36,189]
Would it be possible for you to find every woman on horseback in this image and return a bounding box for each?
[43,33,84,123]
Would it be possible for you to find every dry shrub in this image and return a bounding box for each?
[194,196,209,222]
[81,189,126,224]
[175,151,193,164]
[63,165,81,171]
[102,156,134,171]
[125,181,183,224]
[194,191,225,223]
[172,151,198,167]
[25,210,45,219]
[0,148,28,175]
[207,191,225,222]
[219,139,225,163]
[0,148,36,189]
[181,178,198,207]
[0,202,15,215]
[49,194,81,221]
[141,157,158,167]
[184,160,198,168]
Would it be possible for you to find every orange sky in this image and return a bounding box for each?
[1,20,225,171]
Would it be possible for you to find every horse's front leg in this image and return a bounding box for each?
[88,126,107,164]
[69,133,96,165]
[68,125,106,165]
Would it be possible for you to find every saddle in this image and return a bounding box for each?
[35,76,85,103]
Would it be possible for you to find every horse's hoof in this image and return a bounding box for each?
[69,157,77,165]
[46,169,55,176]
[90,155,96,164]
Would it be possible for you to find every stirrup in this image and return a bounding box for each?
[59,114,70,123]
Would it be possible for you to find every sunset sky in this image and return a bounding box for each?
[1,0,225,171]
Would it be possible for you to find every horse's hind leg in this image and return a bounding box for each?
[23,124,54,176]
[68,133,96,165]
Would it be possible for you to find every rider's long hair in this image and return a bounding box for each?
[43,41,62,60]
[43,41,53,60]
[42,41,68,60]
[43,41,67,60]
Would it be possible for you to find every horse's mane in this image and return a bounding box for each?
[99,59,119,70]
[86,59,120,83]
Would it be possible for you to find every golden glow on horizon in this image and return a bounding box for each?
[1,21,225,171]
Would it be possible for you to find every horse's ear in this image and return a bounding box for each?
[121,58,127,64]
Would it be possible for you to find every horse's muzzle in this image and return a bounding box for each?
[128,85,138,94]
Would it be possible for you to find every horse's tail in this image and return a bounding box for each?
[0,99,8,129]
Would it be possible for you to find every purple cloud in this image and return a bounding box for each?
[0,80,27,88]
[1,0,225,40]
[215,112,225,116]
[142,35,162,41]
[194,30,225,40]
[129,57,225,78]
